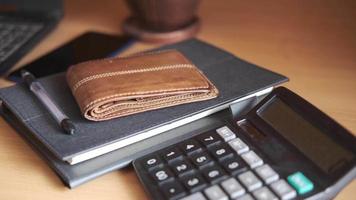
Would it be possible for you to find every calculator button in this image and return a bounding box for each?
[196,132,222,147]
[180,192,207,200]
[142,155,163,170]
[236,194,255,200]
[238,171,263,192]
[179,139,202,155]
[254,164,279,184]
[161,147,183,163]
[220,178,245,198]
[228,138,249,155]
[209,143,234,161]
[202,165,226,184]
[151,168,174,184]
[161,181,186,200]
[270,179,297,200]
[170,159,195,177]
[181,174,207,192]
[216,126,236,142]
[287,172,314,195]
[252,187,278,200]
[241,151,263,169]
[191,152,214,168]
[204,185,228,200]
[221,156,246,175]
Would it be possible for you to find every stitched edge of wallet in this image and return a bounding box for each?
[68,49,188,91]
[84,90,218,121]
[81,65,217,113]
[82,85,211,111]
[72,64,195,92]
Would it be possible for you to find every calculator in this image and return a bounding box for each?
[133,87,356,200]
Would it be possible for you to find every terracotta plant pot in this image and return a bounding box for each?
[123,0,201,43]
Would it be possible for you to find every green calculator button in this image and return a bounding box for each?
[287,172,314,195]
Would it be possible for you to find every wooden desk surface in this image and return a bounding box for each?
[0,0,355,199]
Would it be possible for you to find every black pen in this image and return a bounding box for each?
[21,70,76,135]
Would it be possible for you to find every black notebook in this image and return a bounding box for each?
[0,39,288,187]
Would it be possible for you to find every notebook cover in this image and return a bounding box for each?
[0,39,287,184]
[0,39,287,161]
[0,92,263,188]
[1,101,230,188]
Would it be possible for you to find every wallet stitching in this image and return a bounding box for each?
[82,84,212,111]
[86,91,217,120]
[86,87,218,118]
[89,95,216,120]
[95,91,214,111]
[72,64,196,92]
[80,66,214,111]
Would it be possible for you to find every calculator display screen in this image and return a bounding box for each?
[258,97,354,174]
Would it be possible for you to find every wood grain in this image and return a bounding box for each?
[0,0,355,199]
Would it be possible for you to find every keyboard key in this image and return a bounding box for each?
[180,192,206,200]
[287,172,314,195]
[252,187,278,200]
[179,139,202,155]
[181,174,207,192]
[221,178,245,198]
[191,152,214,168]
[150,168,174,184]
[170,159,195,177]
[204,185,228,200]
[238,171,263,192]
[270,179,297,200]
[254,164,279,184]
[202,165,226,184]
[0,21,43,64]
[161,147,183,162]
[228,138,249,154]
[142,155,163,170]
[196,132,222,147]
[241,151,263,169]
[209,143,234,161]
[236,194,254,200]
[161,181,186,200]
[216,126,236,142]
[221,156,246,175]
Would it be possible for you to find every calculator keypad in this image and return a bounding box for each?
[161,147,184,163]
[252,187,278,200]
[202,165,226,184]
[240,151,264,169]
[221,178,245,198]
[209,143,234,161]
[204,185,228,200]
[170,159,195,177]
[238,171,263,192]
[151,168,175,184]
[182,174,207,192]
[197,132,222,147]
[255,164,279,184]
[270,179,297,200]
[134,126,302,200]
[180,140,202,155]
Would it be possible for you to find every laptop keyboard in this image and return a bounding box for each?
[133,125,314,200]
[0,20,43,63]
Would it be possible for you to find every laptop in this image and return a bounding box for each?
[0,0,63,75]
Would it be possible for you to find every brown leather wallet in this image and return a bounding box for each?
[66,50,218,121]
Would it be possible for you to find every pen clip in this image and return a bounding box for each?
[20,70,36,86]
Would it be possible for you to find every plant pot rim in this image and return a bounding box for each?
[122,17,201,44]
